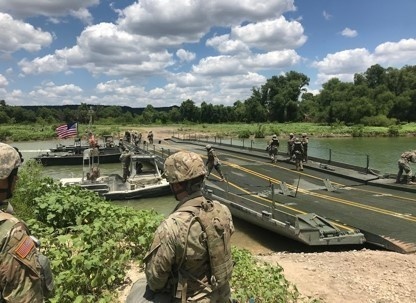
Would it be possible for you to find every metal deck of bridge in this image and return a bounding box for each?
[135,138,416,253]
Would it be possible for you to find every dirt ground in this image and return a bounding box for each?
[118,127,416,303]
[118,249,416,303]
[258,249,416,303]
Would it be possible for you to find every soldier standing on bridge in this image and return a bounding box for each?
[396,150,416,184]
[205,145,225,181]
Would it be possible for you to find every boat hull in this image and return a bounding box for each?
[35,150,121,166]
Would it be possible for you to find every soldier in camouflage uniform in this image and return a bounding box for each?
[120,148,133,182]
[0,143,54,302]
[205,145,225,181]
[127,151,234,302]
[396,150,416,184]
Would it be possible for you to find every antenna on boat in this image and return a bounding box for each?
[88,106,94,132]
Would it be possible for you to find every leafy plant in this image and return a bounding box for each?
[231,248,302,303]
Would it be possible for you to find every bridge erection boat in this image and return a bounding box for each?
[60,149,171,200]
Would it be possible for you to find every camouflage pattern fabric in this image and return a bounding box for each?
[144,195,234,302]
[206,149,224,179]
[0,212,44,302]
[0,144,21,180]
[164,151,207,184]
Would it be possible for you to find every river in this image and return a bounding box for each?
[10,136,416,252]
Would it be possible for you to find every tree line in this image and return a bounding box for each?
[1,64,416,127]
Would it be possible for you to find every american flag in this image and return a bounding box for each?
[56,122,78,139]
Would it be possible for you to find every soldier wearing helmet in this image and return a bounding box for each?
[127,151,234,303]
[267,134,280,163]
[205,145,225,181]
[287,133,295,158]
[292,137,305,171]
[0,143,54,302]
[301,133,309,163]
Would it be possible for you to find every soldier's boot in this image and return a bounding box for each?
[395,175,401,184]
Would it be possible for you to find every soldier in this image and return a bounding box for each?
[287,133,295,159]
[119,148,132,182]
[205,145,225,181]
[301,133,309,163]
[88,132,98,148]
[0,143,54,302]
[267,134,280,163]
[147,131,154,145]
[126,151,234,302]
[292,137,304,171]
[396,150,416,184]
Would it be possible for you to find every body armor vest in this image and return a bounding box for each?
[178,197,233,296]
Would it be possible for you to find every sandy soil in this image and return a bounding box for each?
[258,249,416,303]
[118,249,416,303]
[117,127,416,303]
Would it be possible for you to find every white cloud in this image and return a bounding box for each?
[231,17,307,51]
[176,49,196,62]
[0,0,99,23]
[374,38,416,66]
[323,10,332,20]
[312,39,416,86]
[0,74,8,87]
[0,13,52,53]
[206,34,250,55]
[341,27,358,38]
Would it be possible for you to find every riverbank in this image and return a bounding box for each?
[3,122,416,142]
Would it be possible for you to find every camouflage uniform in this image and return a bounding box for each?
[292,138,304,171]
[205,146,225,181]
[396,151,416,184]
[0,212,45,302]
[301,133,309,163]
[144,195,234,302]
[137,151,234,303]
[120,149,132,182]
[267,135,280,163]
[287,133,295,157]
[147,131,154,145]
[0,143,53,302]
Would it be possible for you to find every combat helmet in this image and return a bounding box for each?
[205,144,212,150]
[164,151,207,183]
[0,143,22,179]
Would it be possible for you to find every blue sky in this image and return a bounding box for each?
[1,0,416,108]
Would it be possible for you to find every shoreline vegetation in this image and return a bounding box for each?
[3,122,416,142]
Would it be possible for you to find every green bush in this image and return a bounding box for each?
[238,129,251,138]
[254,124,266,138]
[388,125,400,137]
[360,115,396,127]
[231,248,301,302]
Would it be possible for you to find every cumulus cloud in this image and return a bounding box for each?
[232,17,307,51]
[341,27,358,38]
[0,13,52,53]
[312,39,416,85]
[0,74,8,87]
[176,49,196,62]
[0,0,99,23]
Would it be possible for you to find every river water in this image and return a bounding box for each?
[10,136,416,252]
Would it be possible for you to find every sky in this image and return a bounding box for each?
[1,0,416,108]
